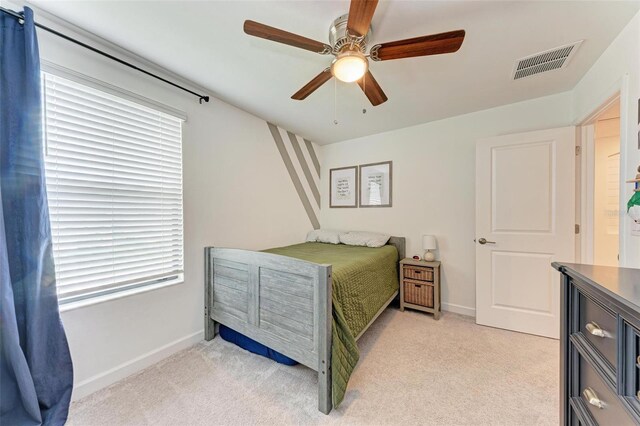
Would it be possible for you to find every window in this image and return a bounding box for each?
[42,73,184,304]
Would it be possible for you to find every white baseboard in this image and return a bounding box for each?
[72,330,203,401]
[442,302,476,317]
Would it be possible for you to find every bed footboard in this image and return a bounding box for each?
[204,247,333,414]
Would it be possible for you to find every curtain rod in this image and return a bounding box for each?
[0,7,210,104]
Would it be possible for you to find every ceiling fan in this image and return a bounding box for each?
[243,0,465,106]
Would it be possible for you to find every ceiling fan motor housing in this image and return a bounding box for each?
[329,14,370,53]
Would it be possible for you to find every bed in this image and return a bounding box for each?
[204,237,404,414]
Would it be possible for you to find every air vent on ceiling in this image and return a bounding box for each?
[513,40,583,80]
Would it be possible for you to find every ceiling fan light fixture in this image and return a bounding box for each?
[331,50,368,83]
[243,2,465,106]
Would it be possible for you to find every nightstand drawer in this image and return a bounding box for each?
[403,266,433,282]
[404,279,434,308]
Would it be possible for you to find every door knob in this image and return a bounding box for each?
[477,238,496,245]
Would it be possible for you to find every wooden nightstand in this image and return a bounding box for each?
[399,258,441,319]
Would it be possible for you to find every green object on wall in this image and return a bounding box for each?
[628,191,640,212]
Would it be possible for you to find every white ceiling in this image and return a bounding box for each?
[29,1,640,144]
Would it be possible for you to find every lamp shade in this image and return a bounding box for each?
[422,235,437,250]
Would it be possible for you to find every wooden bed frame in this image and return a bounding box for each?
[203,237,405,414]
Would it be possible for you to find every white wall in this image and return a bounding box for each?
[573,11,640,267]
[27,9,314,399]
[319,92,574,316]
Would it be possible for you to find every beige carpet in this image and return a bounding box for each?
[67,309,559,425]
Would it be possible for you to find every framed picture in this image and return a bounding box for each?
[330,166,358,208]
[359,161,392,207]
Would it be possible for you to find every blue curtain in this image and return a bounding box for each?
[1,7,73,425]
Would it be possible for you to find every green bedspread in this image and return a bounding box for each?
[264,242,399,407]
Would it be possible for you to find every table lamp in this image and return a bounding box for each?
[422,235,437,262]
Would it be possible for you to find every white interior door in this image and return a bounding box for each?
[475,127,575,339]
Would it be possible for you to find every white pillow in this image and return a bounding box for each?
[340,231,390,248]
[316,229,342,244]
[306,229,342,244]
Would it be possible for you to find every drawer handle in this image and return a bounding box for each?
[583,387,605,409]
[585,322,606,338]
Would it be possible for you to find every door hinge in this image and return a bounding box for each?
[575,224,580,234]
[575,146,581,156]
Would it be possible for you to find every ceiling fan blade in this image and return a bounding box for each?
[347,0,378,38]
[244,20,331,54]
[291,69,333,100]
[371,30,465,61]
[357,70,387,106]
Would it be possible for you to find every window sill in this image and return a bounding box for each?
[58,277,184,313]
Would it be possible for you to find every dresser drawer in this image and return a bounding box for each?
[620,321,640,417]
[577,352,633,425]
[579,290,617,370]
[403,280,434,307]
[403,266,433,282]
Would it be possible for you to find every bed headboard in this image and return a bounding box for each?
[387,236,406,261]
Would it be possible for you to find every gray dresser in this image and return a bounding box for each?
[554,263,640,425]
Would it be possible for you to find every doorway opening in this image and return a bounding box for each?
[578,96,621,266]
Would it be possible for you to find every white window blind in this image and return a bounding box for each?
[43,73,184,303]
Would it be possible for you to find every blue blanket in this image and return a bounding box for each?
[219,325,297,366]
